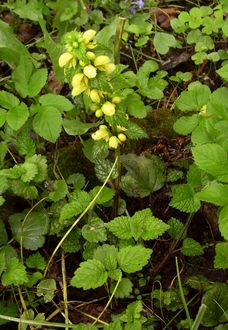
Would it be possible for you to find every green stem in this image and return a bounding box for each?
[191,304,207,330]
[114,17,126,64]
[112,148,121,218]
[175,257,192,328]
[61,252,69,330]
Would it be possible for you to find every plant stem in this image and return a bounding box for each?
[191,304,207,330]
[175,257,192,328]
[18,287,35,330]
[112,148,121,218]
[61,252,69,330]
[114,17,126,64]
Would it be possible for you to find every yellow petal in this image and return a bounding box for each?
[103,63,116,74]
[92,127,109,140]
[83,65,97,79]
[59,52,73,67]
[101,101,115,116]
[90,89,101,103]
[112,96,121,104]
[72,73,84,87]
[118,133,127,142]
[72,84,87,96]
[94,55,110,67]
[86,51,96,60]
[109,136,120,149]
[95,109,103,118]
[83,29,96,44]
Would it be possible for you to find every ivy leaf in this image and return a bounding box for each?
[71,259,108,289]
[180,238,204,256]
[49,180,68,202]
[117,245,152,273]
[192,143,228,177]
[82,217,107,243]
[37,279,56,303]
[6,102,29,130]
[196,182,228,206]
[214,243,228,269]
[1,257,28,286]
[33,106,62,143]
[169,184,201,213]
[154,32,177,54]
[93,244,118,271]
[39,93,74,112]
[9,211,49,250]
[110,278,133,299]
[26,252,46,270]
[218,205,228,240]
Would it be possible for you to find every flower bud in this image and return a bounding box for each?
[59,52,73,67]
[95,109,104,118]
[83,65,97,79]
[101,101,115,116]
[90,104,98,111]
[99,125,108,131]
[90,89,100,103]
[86,51,96,60]
[94,55,110,67]
[109,136,120,149]
[112,96,121,104]
[118,133,127,142]
[117,125,127,132]
[79,60,86,67]
[103,63,116,74]
[83,30,96,44]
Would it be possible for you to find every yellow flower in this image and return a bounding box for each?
[90,89,101,103]
[92,125,109,141]
[102,63,116,74]
[86,51,96,60]
[83,30,96,44]
[59,52,76,68]
[116,125,127,132]
[90,104,98,111]
[95,109,104,118]
[109,136,120,149]
[112,96,121,104]
[83,65,97,79]
[101,101,115,116]
[118,133,127,142]
[94,55,110,67]
[71,73,88,96]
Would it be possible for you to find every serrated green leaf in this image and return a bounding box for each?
[26,154,47,183]
[6,102,29,130]
[0,301,18,326]
[33,106,62,143]
[83,139,109,163]
[49,180,68,202]
[9,211,49,250]
[122,93,147,118]
[118,245,152,273]
[0,109,7,127]
[0,91,19,109]
[82,217,107,243]
[214,243,228,269]
[169,184,201,213]
[181,238,204,256]
[90,72,112,93]
[95,159,118,182]
[192,143,228,177]
[20,162,38,182]
[218,205,228,240]
[201,283,228,327]
[154,32,177,54]
[111,278,133,299]
[26,271,42,288]
[106,215,132,240]
[0,219,8,246]
[93,244,118,271]
[167,169,184,182]
[60,191,91,222]
[10,180,38,199]
[167,218,185,240]
[28,68,48,97]
[39,93,74,112]
[37,279,56,303]
[173,115,200,135]
[1,257,28,286]
[208,87,228,120]
[11,55,33,97]
[67,173,85,190]
[89,186,115,205]
[71,259,108,289]
[196,182,228,206]
[216,64,228,81]
[63,118,98,136]
[26,252,46,270]
[61,228,81,253]
[15,129,36,156]
[125,122,148,140]
[0,176,8,194]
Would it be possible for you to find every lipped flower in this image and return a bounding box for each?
[58,52,77,68]
[101,101,116,116]
[93,55,116,75]
[92,125,110,142]
[71,73,88,96]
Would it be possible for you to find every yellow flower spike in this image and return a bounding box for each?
[90,89,101,103]
[86,51,96,60]
[79,60,86,67]
[117,125,127,132]
[72,84,87,96]
[72,73,84,87]
[86,42,97,49]
[83,30,96,44]
[59,52,74,68]
[118,133,127,142]
[83,65,97,79]
[109,136,120,149]
[92,126,109,141]
[99,125,108,131]
[112,96,121,104]
[94,55,110,67]
[103,63,116,74]
[90,104,98,111]
[95,109,104,118]
[101,101,116,116]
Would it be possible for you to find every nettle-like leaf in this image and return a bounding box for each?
[10,180,38,200]
[176,82,211,112]
[110,278,133,299]
[6,102,29,130]
[61,228,81,253]
[27,154,47,183]
[107,208,169,241]
[95,159,118,182]
[60,191,91,222]
[33,106,62,143]
[39,93,74,112]
[49,180,68,202]
[180,238,204,256]
[9,211,49,250]
[26,252,46,271]
[196,182,228,206]
[214,242,228,269]
[208,87,228,120]
[37,279,56,303]
[169,184,201,213]
[89,186,115,205]
[83,139,109,163]
[93,244,118,271]
[15,129,36,156]
[82,217,107,243]
[173,114,201,135]
[121,154,165,198]
[192,143,228,177]
[117,245,152,273]
[63,118,98,136]
[201,283,228,327]
[1,257,28,286]
[167,217,185,240]
[166,169,184,182]
[218,205,228,240]
[71,259,108,290]
[121,92,147,118]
